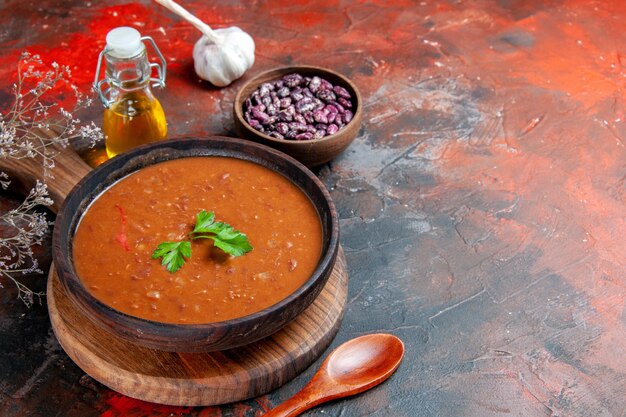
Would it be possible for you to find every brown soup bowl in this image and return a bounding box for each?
[234,66,362,168]
[53,136,339,352]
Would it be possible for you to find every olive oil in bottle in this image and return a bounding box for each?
[103,91,167,158]
[94,27,168,158]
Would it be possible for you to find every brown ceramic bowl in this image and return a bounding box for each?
[52,136,339,352]
[234,66,362,168]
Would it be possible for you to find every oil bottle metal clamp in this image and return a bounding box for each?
[93,36,167,109]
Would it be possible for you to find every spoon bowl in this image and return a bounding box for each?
[263,333,404,416]
[326,335,402,387]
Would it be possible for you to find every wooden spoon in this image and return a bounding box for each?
[262,333,404,417]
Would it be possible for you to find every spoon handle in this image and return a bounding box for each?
[262,389,323,417]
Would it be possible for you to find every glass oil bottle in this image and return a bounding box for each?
[94,27,168,158]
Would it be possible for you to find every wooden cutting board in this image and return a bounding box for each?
[2,137,348,406]
[47,247,347,406]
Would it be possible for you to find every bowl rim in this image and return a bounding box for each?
[52,136,339,351]
[234,65,362,146]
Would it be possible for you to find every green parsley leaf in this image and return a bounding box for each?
[153,211,252,273]
[192,210,216,234]
[151,241,192,273]
[190,210,253,257]
[210,233,253,257]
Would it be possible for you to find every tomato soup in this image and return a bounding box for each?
[73,157,323,324]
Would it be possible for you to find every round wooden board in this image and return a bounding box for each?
[47,247,347,406]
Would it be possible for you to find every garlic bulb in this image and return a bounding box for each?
[155,0,255,87]
[192,27,255,87]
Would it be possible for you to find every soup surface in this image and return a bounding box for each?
[73,157,323,324]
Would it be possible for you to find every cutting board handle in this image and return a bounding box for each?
[0,135,92,213]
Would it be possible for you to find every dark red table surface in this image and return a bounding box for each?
[1,1,625,416]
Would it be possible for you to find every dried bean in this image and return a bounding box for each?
[327,112,337,124]
[294,113,306,125]
[313,109,328,124]
[279,97,292,108]
[291,90,304,102]
[333,85,351,99]
[269,132,284,139]
[296,132,313,140]
[261,95,272,107]
[251,91,262,105]
[288,122,308,132]
[320,79,333,90]
[252,109,271,125]
[304,111,315,124]
[266,103,278,116]
[248,119,262,129]
[276,122,289,135]
[259,83,273,96]
[283,73,303,87]
[317,89,336,103]
[343,109,354,123]
[338,97,352,108]
[314,129,326,139]
[286,130,298,139]
[296,97,316,113]
[309,76,322,93]
[277,86,290,98]
[327,124,339,135]
[278,109,294,122]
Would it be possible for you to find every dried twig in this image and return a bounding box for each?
[0,52,103,306]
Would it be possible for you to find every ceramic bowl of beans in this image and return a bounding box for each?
[234,66,362,167]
